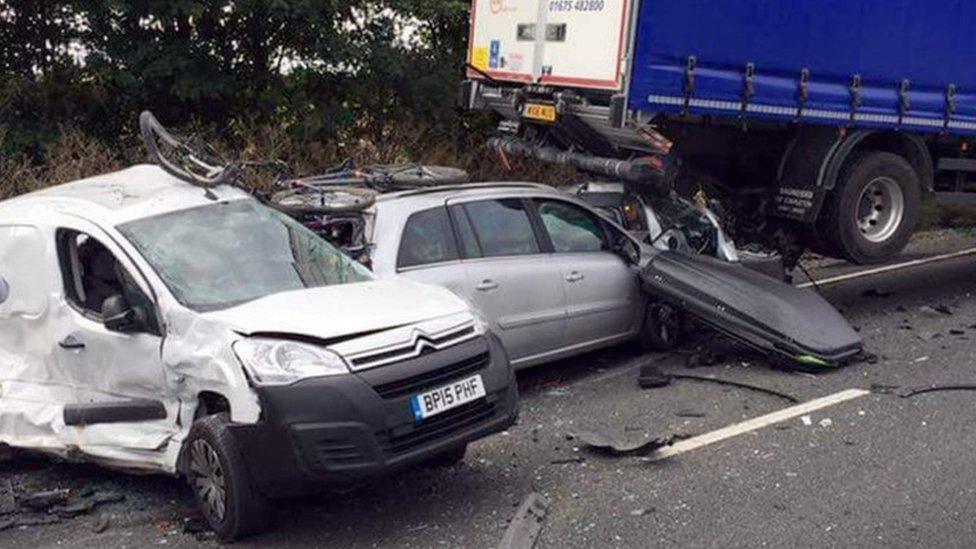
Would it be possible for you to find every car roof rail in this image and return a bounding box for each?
[382,182,554,200]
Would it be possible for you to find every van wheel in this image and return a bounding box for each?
[821,152,921,264]
[426,444,468,468]
[184,414,269,541]
[638,303,683,351]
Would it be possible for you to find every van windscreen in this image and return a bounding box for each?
[118,199,374,312]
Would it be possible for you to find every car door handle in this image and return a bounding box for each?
[566,271,585,283]
[58,336,86,350]
[476,279,499,292]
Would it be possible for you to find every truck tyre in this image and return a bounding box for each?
[821,152,921,264]
[638,303,683,351]
[184,414,269,541]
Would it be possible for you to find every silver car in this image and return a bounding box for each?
[364,183,651,369]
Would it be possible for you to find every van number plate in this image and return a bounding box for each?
[411,374,486,422]
[523,103,558,123]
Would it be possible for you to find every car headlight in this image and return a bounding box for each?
[233,338,349,386]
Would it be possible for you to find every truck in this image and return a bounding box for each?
[461,0,976,265]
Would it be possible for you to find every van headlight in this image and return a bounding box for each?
[233,338,349,385]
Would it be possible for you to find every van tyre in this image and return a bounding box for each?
[184,413,269,541]
[822,152,921,264]
[638,303,682,351]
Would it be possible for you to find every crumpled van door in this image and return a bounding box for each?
[641,251,863,365]
[50,221,180,460]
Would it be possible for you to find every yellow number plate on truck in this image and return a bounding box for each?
[523,103,557,123]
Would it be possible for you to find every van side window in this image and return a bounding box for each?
[461,199,540,257]
[0,225,47,317]
[56,230,158,333]
[397,207,460,269]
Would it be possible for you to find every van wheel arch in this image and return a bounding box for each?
[195,391,231,420]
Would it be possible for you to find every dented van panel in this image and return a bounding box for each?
[0,164,516,540]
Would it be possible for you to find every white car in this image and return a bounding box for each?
[362,184,665,367]
[0,165,518,539]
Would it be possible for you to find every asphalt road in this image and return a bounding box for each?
[5,231,976,548]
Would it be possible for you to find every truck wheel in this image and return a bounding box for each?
[184,414,269,541]
[822,152,921,264]
[638,303,683,351]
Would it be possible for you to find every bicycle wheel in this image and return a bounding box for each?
[140,111,235,188]
[369,165,469,189]
[271,186,378,215]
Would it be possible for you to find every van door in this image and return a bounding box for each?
[51,223,179,456]
[448,198,567,366]
[467,0,633,90]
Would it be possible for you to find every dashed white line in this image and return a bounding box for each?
[648,388,871,461]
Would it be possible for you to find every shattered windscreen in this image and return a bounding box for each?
[118,199,374,312]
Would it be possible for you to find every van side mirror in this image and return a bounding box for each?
[101,294,147,333]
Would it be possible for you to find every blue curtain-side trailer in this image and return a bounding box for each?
[463,0,976,265]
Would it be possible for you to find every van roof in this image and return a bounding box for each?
[0,164,252,226]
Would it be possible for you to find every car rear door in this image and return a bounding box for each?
[447,197,567,366]
[532,198,640,347]
[393,205,469,297]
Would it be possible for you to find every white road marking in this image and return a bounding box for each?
[798,247,976,289]
[648,388,871,461]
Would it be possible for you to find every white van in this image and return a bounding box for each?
[0,165,518,539]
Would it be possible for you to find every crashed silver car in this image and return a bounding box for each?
[0,165,518,539]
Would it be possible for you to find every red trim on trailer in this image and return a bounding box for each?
[466,0,631,91]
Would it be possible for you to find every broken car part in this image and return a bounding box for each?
[498,493,550,549]
[0,164,518,540]
[669,375,800,404]
[571,430,676,457]
[641,251,863,366]
[897,385,976,399]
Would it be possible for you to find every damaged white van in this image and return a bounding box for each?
[0,165,518,539]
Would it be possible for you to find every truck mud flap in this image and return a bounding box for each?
[640,252,862,366]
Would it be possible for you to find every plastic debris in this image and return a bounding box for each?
[571,431,676,457]
[898,384,976,399]
[669,374,800,403]
[498,493,550,549]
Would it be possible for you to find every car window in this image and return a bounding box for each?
[118,200,373,312]
[461,199,540,257]
[397,207,459,269]
[450,204,482,258]
[55,230,160,333]
[537,200,607,253]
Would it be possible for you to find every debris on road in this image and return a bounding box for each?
[498,492,550,549]
[637,361,673,388]
[898,385,976,399]
[668,375,800,404]
[0,483,127,531]
[571,430,677,457]
[862,288,896,298]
